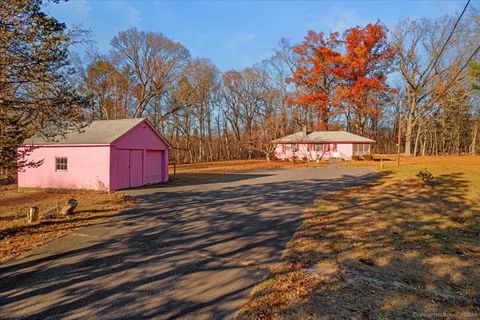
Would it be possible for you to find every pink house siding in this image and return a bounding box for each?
[18,145,111,190]
[337,143,353,159]
[110,121,169,190]
[18,118,170,191]
[145,150,164,184]
[272,130,375,161]
[274,143,368,161]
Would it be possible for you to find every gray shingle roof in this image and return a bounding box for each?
[24,118,147,145]
[272,131,375,143]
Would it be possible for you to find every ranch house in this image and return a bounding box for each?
[272,129,375,161]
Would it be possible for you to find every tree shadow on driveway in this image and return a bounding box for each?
[131,172,275,189]
[0,168,379,319]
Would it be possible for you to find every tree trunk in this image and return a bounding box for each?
[60,199,78,215]
[413,126,422,157]
[404,103,415,156]
[421,133,427,156]
[470,118,479,155]
[27,206,39,223]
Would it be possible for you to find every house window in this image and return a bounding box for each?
[285,144,297,152]
[314,144,325,152]
[353,144,360,155]
[55,157,68,171]
[353,144,370,156]
[364,144,370,154]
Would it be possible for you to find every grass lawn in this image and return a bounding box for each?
[0,186,133,263]
[167,159,328,186]
[237,156,480,319]
[340,155,480,201]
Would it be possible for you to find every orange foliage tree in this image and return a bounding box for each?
[286,31,342,130]
[337,23,395,134]
[288,23,395,133]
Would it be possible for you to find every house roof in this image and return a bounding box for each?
[272,131,376,144]
[24,118,153,145]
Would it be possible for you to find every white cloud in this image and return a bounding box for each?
[125,5,142,25]
[196,33,208,46]
[224,33,258,66]
[305,7,365,33]
[229,33,257,45]
[70,0,91,16]
[45,0,91,20]
[108,1,142,26]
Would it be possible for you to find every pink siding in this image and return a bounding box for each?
[337,144,353,158]
[110,120,169,190]
[116,149,130,189]
[145,150,163,184]
[18,145,111,190]
[19,119,170,191]
[274,143,365,161]
[129,150,143,187]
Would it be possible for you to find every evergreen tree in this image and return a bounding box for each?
[0,0,87,174]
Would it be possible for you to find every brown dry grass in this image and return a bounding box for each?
[170,159,328,174]
[237,156,480,319]
[0,185,133,263]
[166,159,328,186]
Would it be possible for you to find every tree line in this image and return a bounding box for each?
[1,0,480,174]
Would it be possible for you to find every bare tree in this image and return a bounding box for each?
[111,28,190,118]
[393,16,476,156]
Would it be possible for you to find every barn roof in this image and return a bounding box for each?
[24,118,155,145]
[272,131,375,144]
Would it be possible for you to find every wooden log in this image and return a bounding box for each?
[41,206,58,220]
[60,199,78,216]
[27,206,39,223]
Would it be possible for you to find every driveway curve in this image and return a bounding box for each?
[0,166,377,319]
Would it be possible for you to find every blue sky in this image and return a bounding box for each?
[45,0,467,71]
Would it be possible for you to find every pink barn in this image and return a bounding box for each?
[18,118,170,191]
[272,129,375,161]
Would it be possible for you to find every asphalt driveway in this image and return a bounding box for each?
[0,165,377,319]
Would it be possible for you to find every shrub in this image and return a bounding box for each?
[363,155,373,161]
[416,169,434,185]
[352,155,361,161]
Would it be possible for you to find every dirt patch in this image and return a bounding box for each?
[236,169,480,319]
[0,185,133,263]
